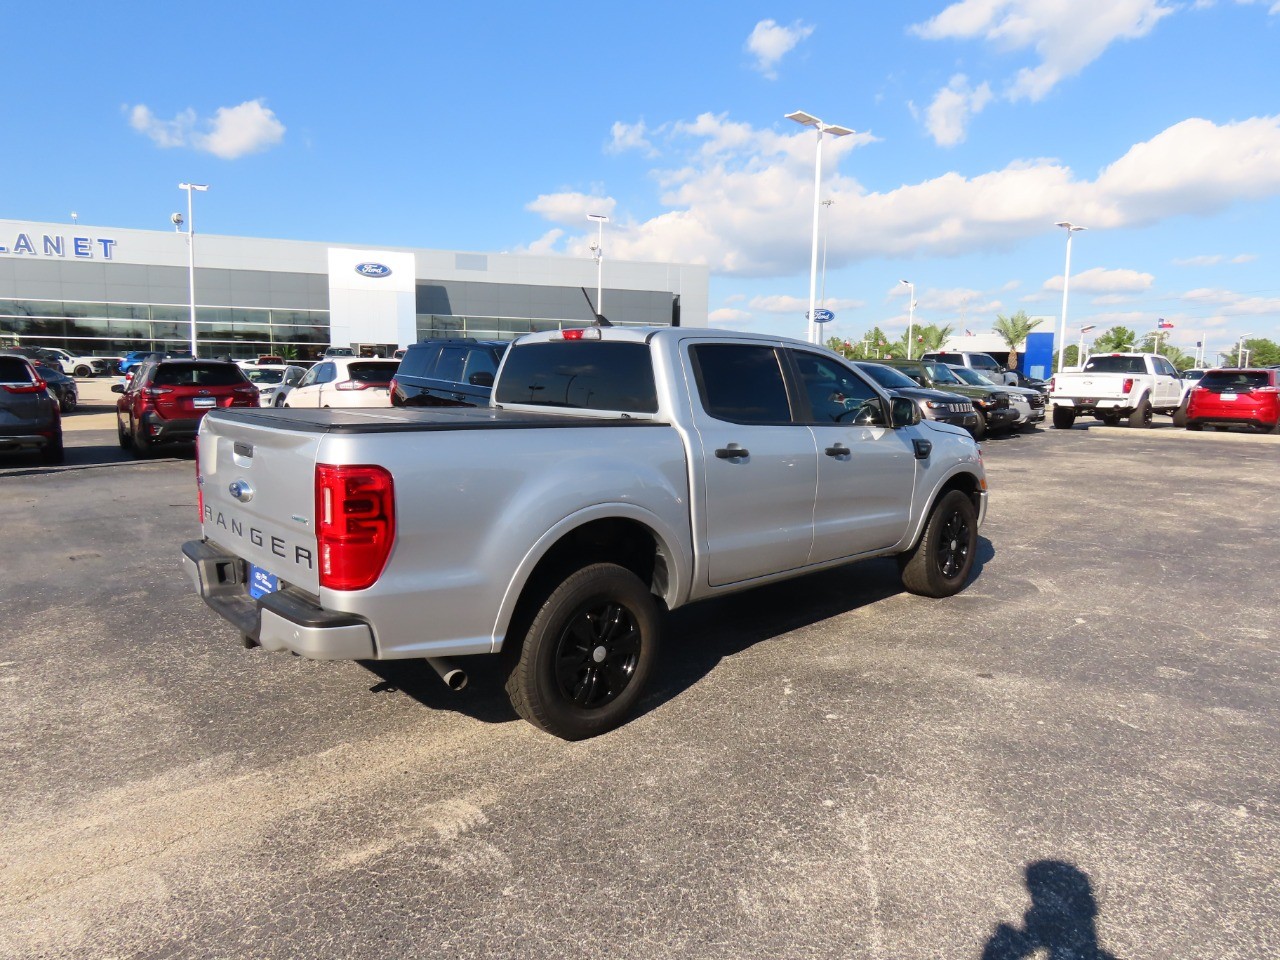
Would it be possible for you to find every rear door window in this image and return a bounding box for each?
[496,341,658,413]
[689,343,792,424]
[434,346,469,383]
[397,344,442,380]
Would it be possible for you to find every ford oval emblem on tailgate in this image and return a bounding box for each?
[228,479,255,503]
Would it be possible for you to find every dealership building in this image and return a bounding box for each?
[0,218,708,361]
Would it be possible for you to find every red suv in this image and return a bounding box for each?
[114,359,258,455]
[1185,368,1280,433]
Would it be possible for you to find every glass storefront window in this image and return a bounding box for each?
[151,304,187,323]
[107,303,150,320]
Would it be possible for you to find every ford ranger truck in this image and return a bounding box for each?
[182,326,989,740]
[1049,352,1183,429]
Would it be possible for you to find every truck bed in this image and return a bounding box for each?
[206,405,670,435]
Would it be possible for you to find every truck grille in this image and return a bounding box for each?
[1027,394,1046,409]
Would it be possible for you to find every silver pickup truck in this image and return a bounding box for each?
[182,326,989,739]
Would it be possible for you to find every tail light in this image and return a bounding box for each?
[315,464,396,591]
[2,379,46,394]
[335,379,387,391]
[1047,377,1055,393]
[1121,378,1134,394]
[231,384,259,405]
[145,387,174,398]
[195,437,204,522]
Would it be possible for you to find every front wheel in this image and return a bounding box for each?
[970,409,987,441]
[1052,406,1076,430]
[898,490,978,598]
[504,563,662,740]
[1172,400,1188,428]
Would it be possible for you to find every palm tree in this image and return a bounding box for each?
[993,311,1043,371]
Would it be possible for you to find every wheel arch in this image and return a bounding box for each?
[492,506,688,655]
[904,469,984,553]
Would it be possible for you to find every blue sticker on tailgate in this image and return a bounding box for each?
[248,564,278,599]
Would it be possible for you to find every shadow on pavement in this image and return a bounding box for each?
[981,860,1120,960]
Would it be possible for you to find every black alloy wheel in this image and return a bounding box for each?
[899,489,979,598]
[553,599,641,710]
[934,507,971,580]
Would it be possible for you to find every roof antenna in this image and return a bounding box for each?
[581,287,612,326]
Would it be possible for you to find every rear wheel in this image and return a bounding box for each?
[1172,400,1188,428]
[60,393,76,414]
[131,420,153,457]
[898,490,978,598]
[73,364,92,378]
[40,429,64,465]
[1128,399,1152,428]
[1052,406,1076,430]
[504,563,661,740]
[117,415,132,449]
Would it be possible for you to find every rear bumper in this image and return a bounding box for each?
[0,431,56,451]
[181,539,375,660]
[142,413,203,442]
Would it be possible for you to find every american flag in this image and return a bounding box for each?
[965,329,973,336]
[1157,319,1174,329]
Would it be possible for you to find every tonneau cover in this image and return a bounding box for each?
[205,405,668,435]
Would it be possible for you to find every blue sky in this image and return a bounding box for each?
[3,1,1279,359]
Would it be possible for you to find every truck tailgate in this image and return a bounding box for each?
[199,413,323,594]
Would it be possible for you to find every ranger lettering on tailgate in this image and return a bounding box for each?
[202,504,314,570]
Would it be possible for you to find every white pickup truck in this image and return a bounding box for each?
[1049,352,1183,429]
[181,326,989,739]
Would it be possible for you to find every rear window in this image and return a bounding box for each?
[1199,371,1271,390]
[690,344,791,424]
[347,362,398,384]
[396,344,441,379]
[1083,356,1145,374]
[152,363,248,387]
[0,356,35,383]
[923,362,963,385]
[495,341,658,414]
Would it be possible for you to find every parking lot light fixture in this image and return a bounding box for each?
[178,182,209,358]
[787,111,854,343]
[901,280,916,359]
[1238,334,1252,367]
[1054,221,1086,374]
[1076,324,1096,367]
[587,213,608,319]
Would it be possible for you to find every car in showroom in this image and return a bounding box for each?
[1185,368,1280,433]
[113,359,259,455]
[390,338,509,408]
[852,360,978,433]
[0,354,63,463]
[283,358,399,408]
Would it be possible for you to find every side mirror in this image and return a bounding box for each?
[468,371,495,388]
[891,396,922,427]
[110,383,124,394]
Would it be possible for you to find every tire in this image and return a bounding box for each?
[1052,406,1076,430]
[970,409,987,441]
[504,563,662,740]
[1101,414,1121,426]
[274,394,287,407]
[1172,400,1188,428]
[131,420,153,457]
[1127,398,1152,429]
[117,416,132,449]
[73,364,92,378]
[898,489,978,598]
[40,429,64,465]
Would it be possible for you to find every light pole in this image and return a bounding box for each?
[1075,323,1096,368]
[587,213,608,319]
[819,199,834,308]
[900,279,916,359]
[1054,221,1086,374]
[1238,334,1252,367]
[786,110,854,343]
[178,182,209,357]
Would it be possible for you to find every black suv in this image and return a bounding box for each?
[391,339,509,408]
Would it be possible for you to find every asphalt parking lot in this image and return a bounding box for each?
[2,383,1277,960]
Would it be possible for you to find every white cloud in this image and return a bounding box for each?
[1231,253,1258,263]
[608,120,657,156]
[745,19,814,79]
[1043,266,1155,293]
[127,99,285,159]
[526,113,1280,280]
[1174,254,1225,266]
[912,0,1174,101]
[924,74,993,146]
[709,308,753,325]
[1180,287,1280,314]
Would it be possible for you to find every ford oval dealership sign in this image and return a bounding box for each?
[354,262,392,278]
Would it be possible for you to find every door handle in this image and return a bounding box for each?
[715,445,749,460]
[824,444,850,458]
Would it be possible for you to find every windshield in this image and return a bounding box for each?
[244,369,285,384]
[923,362,963,385]
[950,367,997,386]
[856,362,917,389]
